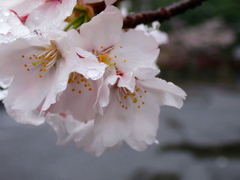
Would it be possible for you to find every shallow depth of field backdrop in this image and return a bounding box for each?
[0,0,240,180]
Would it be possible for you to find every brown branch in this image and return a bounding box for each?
[123,0,208,29]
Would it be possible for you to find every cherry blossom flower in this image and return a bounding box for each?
[79,6,186,150]
[46,68,186,155]
[44,6,186,155]
[0,29,106,124]
[0,2,186,156]
[93,68,186,150]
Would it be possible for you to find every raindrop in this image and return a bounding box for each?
[86,69,101,80]
[59,80,67,87]
[0,22,11,34]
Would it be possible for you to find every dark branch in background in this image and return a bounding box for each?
[123,0,208,29]
[90,0,124,15]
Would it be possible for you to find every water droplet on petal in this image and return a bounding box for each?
[59,80,67,87]
[86,69,101,80]
[2,9,10,17]
[0,22,11,34]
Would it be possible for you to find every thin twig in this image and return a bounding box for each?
[123,0,208,28]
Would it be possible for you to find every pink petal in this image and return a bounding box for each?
[110,31,159,73]
[80,6,123,52]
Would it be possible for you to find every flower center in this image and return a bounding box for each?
[21,41,61,78]
[68,72,93,93]
[93,45,127,74]
[118,86,146,110]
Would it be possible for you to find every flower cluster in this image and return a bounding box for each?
[0,0,186,156]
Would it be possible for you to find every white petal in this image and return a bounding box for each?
[94,74,118,114]
[133,67,160,80]
[126,91,160,151]
[6,64,55,110]
[0,89,8,100]
[67,29,92,51]
[94,89,134,147]
[80,6,123,52]
[0,78,12,89]
[138,78,187,109]
[46,114,67,145]
[4,102,44,125]
[110,30,159,73]
[25,0,76,30]
[49,78,102,122]
[6,0,43,17]
[117,72,135,92]
[47,114,109,156]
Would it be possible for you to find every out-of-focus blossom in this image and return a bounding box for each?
[135,21,168,45]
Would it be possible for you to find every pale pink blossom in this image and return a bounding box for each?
[46,6,186,154]
[47,68,186,154]
[0,29,106,124]
[79,6,185,150]
[93,67,186,150]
